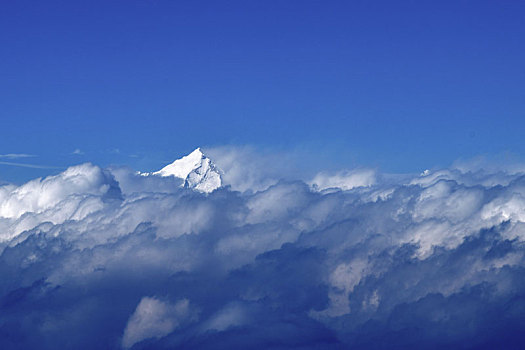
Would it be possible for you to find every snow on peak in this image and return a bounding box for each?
[147,148,222,193]
[153,148,205,179]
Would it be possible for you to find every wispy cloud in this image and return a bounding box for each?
[0,161,62,169]
[108,148,121,154]
[0,153,36,159]
[72,149,84,155]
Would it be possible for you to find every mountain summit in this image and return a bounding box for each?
[145,148,222,193]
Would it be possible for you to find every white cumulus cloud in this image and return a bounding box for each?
[0,151,524,349]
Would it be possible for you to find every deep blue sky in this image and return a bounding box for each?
[1,0,524,182]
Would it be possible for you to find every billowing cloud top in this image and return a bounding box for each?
[1,148,525,349]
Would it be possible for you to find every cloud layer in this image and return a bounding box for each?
[0,153,525,349]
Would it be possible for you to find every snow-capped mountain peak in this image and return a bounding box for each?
[153,148,206,179]
[145,148,222,193]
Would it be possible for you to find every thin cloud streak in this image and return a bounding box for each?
[0,153,36,159]
[0,161,62,169]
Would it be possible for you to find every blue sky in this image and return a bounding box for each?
[1,0,524,182]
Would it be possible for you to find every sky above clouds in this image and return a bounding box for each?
[1,0,525,182]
